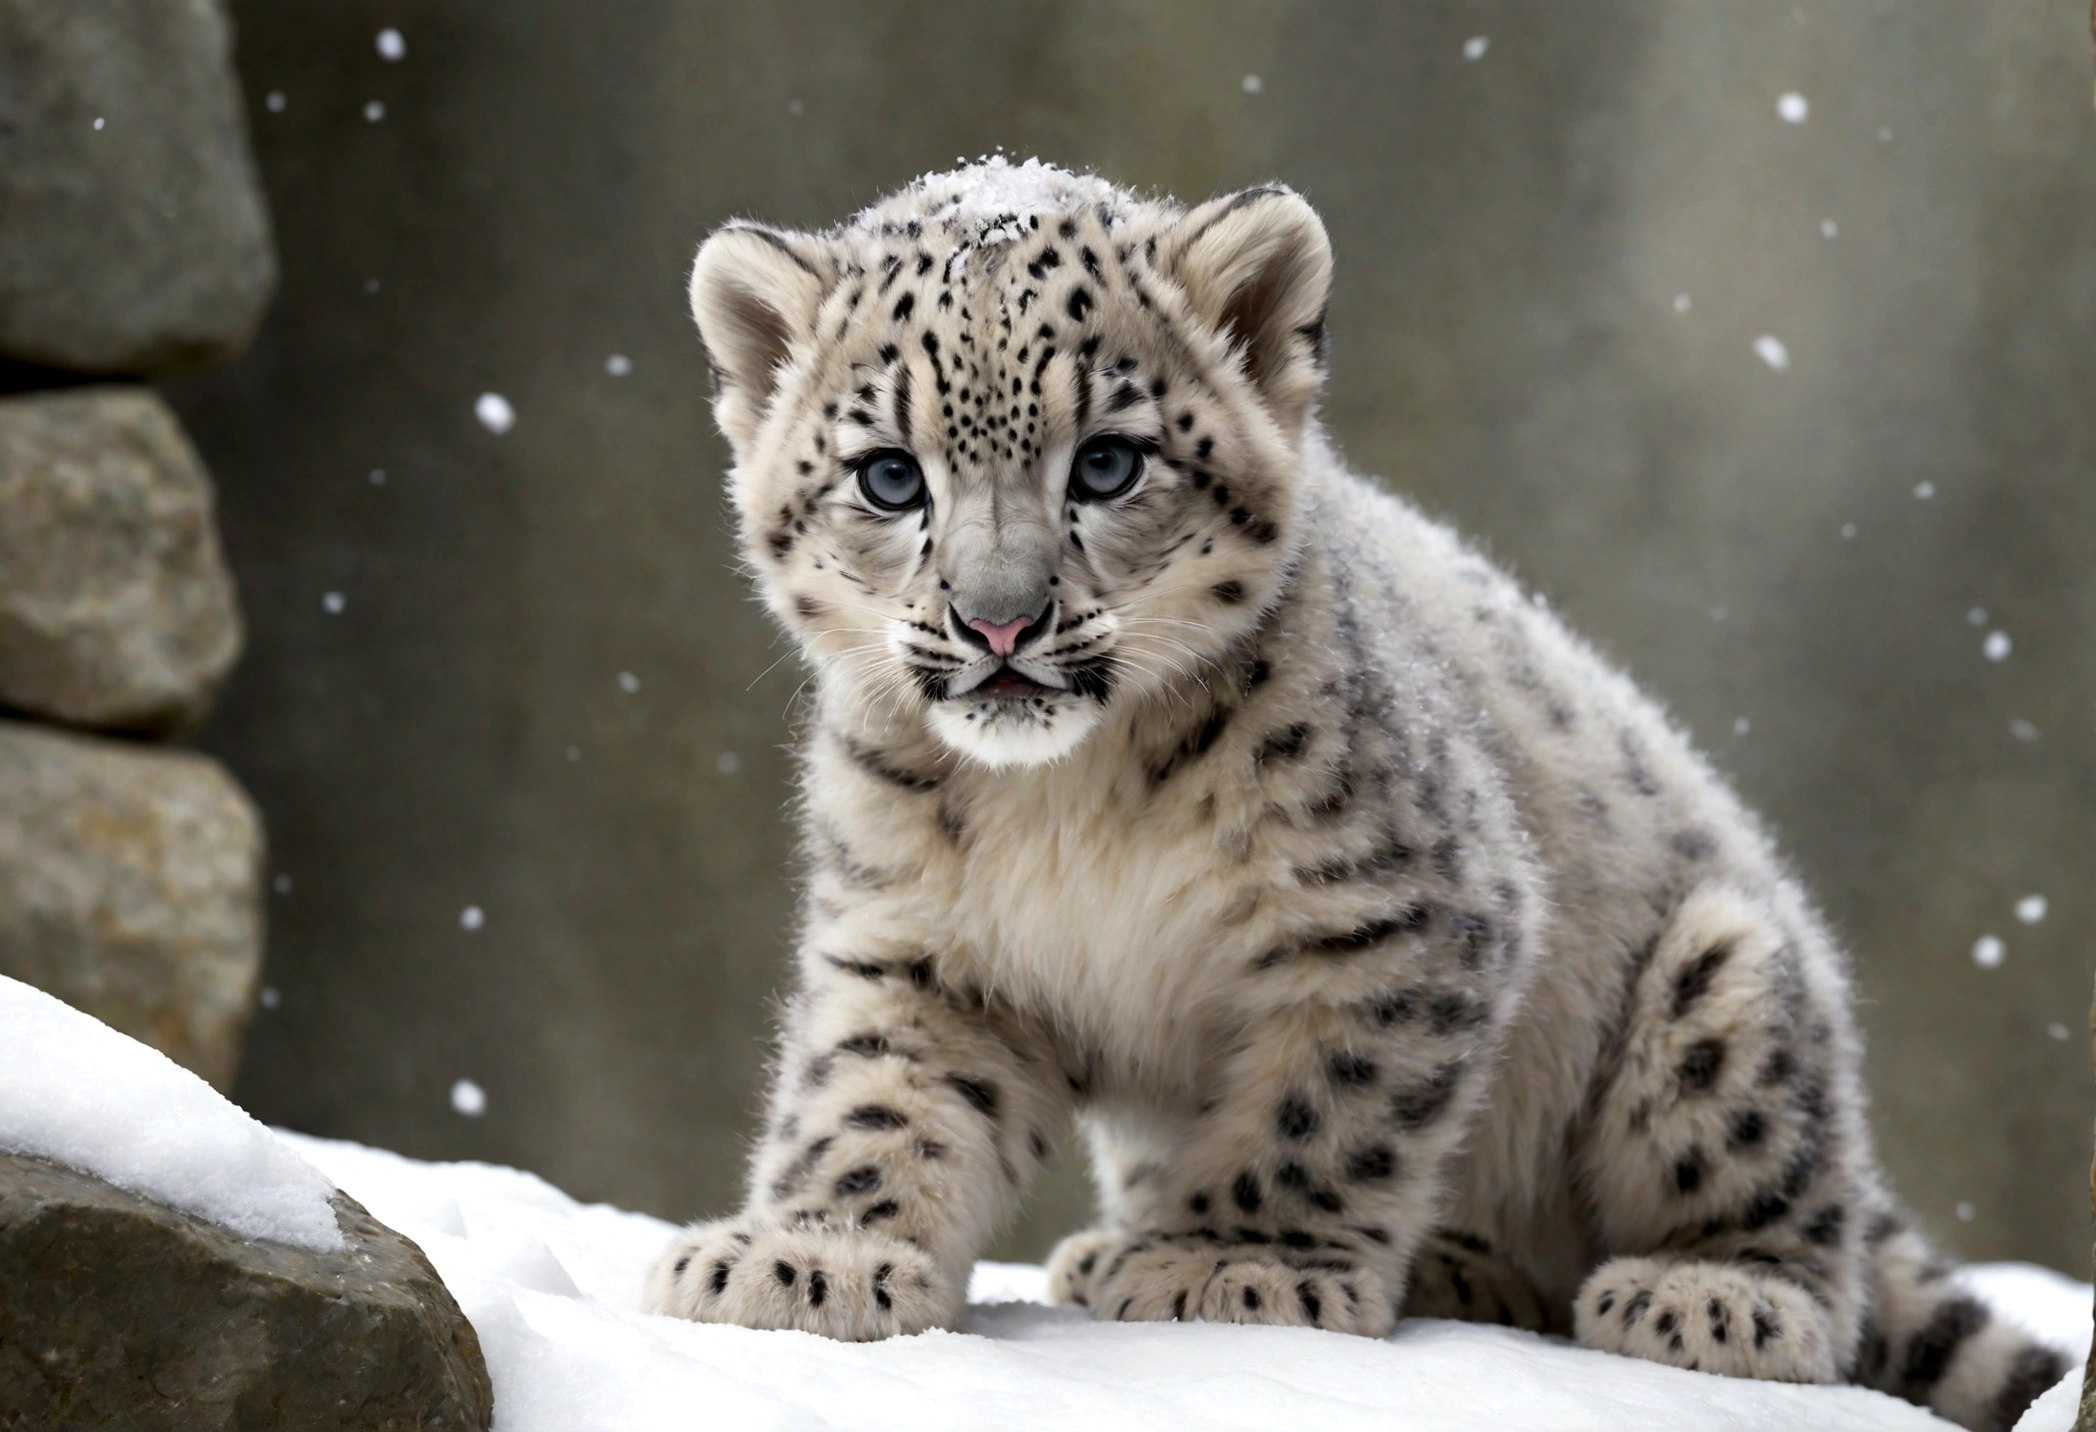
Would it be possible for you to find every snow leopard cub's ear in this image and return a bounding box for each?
[688,223,830,454]
[1165,184,1333,434]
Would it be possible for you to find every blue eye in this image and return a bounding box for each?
[1071,436,1142,500]
[857,451,926,510]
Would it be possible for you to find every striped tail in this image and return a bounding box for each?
[1855,1209,2071,1432]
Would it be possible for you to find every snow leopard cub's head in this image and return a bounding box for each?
[689,160,1331,769]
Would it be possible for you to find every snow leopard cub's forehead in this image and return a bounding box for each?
[843,158,1169,253]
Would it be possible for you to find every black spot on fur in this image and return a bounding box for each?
[947,1074,999,1119]
[1389,1064,1462,1130]
[1727,1109,1766,1149]
[1427,994,1486,1036]
[1674,1149,1706,1195]
[808,1268,828,1305]
[1752,1305,1781,1347]
[1257,723,1311,764]
[1993,1344,2069,1429]
[1327,1052,1377,1087]
[1802,1204,1846,1247]
[1622,1289,1653,1327]
[773,1260,796,1287]
[1277,1096,1320,1141]
[1898,1295,1990,1396]
[861,1198,900,1225]
[1232,1172,1263,1212]
[837,1033,887,1057]
[1742,1190,1789,1231]
[1670,828,1717,861]
[1242,1285,1262,1311]
[1678,1038,1726,1093]
[1297,1282,1323,1325]
[842,735,945,792]
[1189,1191,1211,1215]
[1858,1213,1903,1251]
[834,1164,882,1197]
[1671,942,1733,1019]
[1212,579,1246,604]
[1344,1146,1396,1182]
[892,292,915,322]
[1066,287,1093,322]
[873,1262,893,1309]
[1321,910,1429,958]
[845,1104,908,1130]
[1620,729,1662,796]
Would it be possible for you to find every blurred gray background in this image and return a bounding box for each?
[166,1,2096,1271]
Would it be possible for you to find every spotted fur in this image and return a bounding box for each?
[645,162,2064,1428]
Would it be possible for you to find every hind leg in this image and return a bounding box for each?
[1574,884,1869,1383]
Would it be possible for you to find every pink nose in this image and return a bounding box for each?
[967,615,1035,657]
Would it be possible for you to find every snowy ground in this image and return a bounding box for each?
[290,1132,2092,1432]
[3,976,2087,1432]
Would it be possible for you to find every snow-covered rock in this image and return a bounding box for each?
[0,974,333,1249]
[0,977,491,1429]
[0,1149,492,1431]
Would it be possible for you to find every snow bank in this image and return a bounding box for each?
[0,975,342,1250]
[288,1130,2090,1432]
[3,980,2079,1428]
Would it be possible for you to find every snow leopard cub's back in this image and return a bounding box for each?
[645,160,2065,1432]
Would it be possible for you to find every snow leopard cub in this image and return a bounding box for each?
[645,160,2062,1430]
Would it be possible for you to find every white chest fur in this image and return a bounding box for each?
[842,733,1276,1105]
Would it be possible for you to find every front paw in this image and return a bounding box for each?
[645,1216,955,1340]
[1082,1234,1394,1336]
[1045,1226,1119,1308]
[1574,1256,1835,1383]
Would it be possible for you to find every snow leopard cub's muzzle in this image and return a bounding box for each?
[878,441,1135,770]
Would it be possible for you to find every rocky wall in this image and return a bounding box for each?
[0,0,269,1091]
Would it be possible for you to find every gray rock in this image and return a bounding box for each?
[0,0,276,375]
[0,719,263,1091]
[0,1150,494,1431]
[0,387,243,734]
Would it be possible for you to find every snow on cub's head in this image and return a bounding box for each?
[689,159,1331,768]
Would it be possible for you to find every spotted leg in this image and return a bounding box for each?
[1573,884,1869,1383]
[646,931,1071,1339]
[1046,979,1504,1335]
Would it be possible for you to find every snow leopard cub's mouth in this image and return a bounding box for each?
[969,668,1058,700]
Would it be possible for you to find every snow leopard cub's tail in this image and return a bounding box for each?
[1857,1208,2071,1432]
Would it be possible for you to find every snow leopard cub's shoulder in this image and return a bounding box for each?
[645,161,2062,1432]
